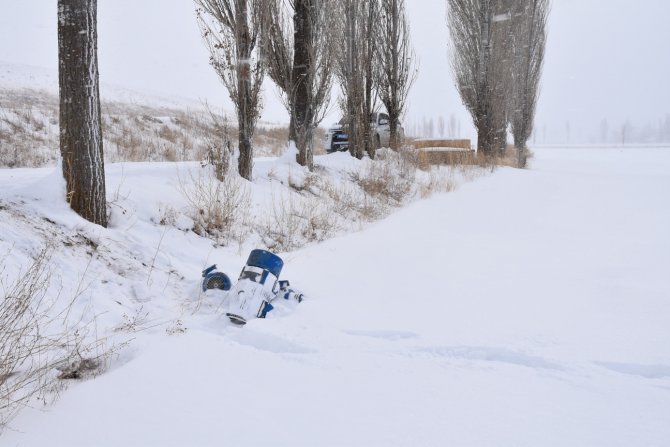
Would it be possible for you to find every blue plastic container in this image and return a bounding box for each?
[245,249,284,278]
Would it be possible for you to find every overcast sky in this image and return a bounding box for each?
[1,0,669,144]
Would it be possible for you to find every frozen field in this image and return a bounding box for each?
[1,147,669,446]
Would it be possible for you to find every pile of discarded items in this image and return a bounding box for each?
[202,249,304,325]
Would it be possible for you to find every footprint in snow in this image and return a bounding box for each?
[343,330,419,341]
[417,345,564,371]
[595,361,670,379]
[228,329,316,355]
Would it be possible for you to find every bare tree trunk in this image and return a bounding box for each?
[58,0,107,227]
[237,117,253,179]
[288,115,297,142]
[335,0,378,159]
[477,0,494,156]
[389,117,399,149]
[236,0,253,179]
[262,0,334,169]
[196,0,267,181]
[510,0,549,168]
[348,0,363,159]
[449,0,515,157]
[363,0,377,159]
[375,0,416,151]
[293,0,314,169]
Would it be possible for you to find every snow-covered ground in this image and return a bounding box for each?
[1,147,669,446]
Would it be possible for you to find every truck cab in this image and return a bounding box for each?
[325,112,403,153]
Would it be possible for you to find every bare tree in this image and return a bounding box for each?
[362,0,379,158]
[195,0,267,180]
[492,0,515,154]
[335,0,379,159]
[448,114,457,138]
[600,117,609,144]
[262,0,335,170]
[447,0,510,156]
[509,0,549,167]
[374,0,417,150]
[438,116,446,137]
[620,120,631,146]
[58,0,107,227]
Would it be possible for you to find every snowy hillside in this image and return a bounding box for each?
[0,62,295,168]
[1,146,669,446]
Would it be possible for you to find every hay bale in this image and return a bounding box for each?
[413,139,471,150]
[410,139,473,165]
[418,148,475,165]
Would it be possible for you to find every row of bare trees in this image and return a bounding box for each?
[448,0,549,167]
[196,0,417,178]
[54,0,416,226]
[54,0,546,227]
[334,0,416,160]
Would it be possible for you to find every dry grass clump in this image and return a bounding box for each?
[202,107,234,181]
[260,194,338,252]
[0,89,58,167]
[352,148,416,206]
[254,126,289,156]
[102,108,211,163]
[178,167,251,247]
[419,167,458,198]
[481,145,538,168]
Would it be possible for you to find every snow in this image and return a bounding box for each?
[1,147,669,446]
[0,60,284,129]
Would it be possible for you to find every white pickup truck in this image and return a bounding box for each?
[324,112,403,153]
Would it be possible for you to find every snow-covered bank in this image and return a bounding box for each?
[2,147,669,446]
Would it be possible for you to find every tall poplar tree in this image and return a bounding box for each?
[58,0,107,226]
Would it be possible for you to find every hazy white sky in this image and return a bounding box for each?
[1,0,669,143]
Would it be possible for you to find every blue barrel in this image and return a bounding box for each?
[246,249,283,278]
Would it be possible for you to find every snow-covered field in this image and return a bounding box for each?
[1,147,669,446]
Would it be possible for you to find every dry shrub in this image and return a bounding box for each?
[113,306,150,333]
[456,147,520,170]
[157,203,178,226]
[261,194,337,252]
[0,92,57,167]
[352,148,415,205]
[320,179,367,220]
[254,126,289,156]
[496,144,522,168]
[157,125,181,144]
[419,167,458,198]
[0,247,112,430]
[179,167,251,247]
[415,149,431,171]
[299,198,337,243]
[202,107,233,181]
[288,171,319,194]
